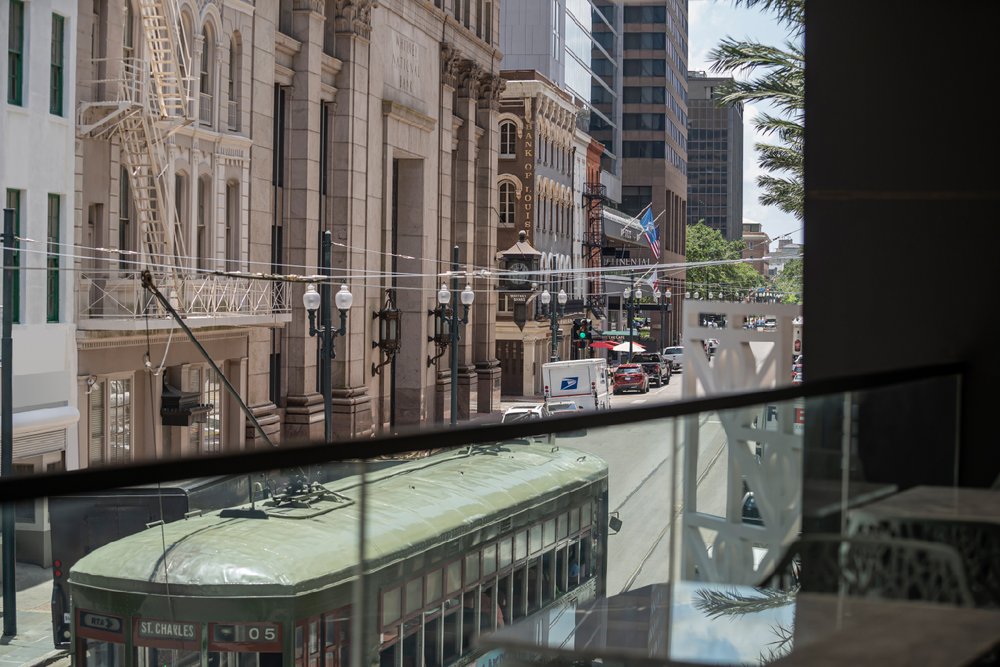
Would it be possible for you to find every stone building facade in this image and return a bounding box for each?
[70,0,504,473]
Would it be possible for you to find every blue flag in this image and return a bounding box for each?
[640,207,660,260]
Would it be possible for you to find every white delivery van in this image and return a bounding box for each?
[542,359,612,411]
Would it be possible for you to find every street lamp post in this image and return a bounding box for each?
[436,245,474,426]
[540,259,567,362]
[302,230,353,444]
[2,208,17,636]
[622,281,642,362]
[654,287,672,353]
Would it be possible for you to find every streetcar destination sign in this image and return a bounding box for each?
[138,620,197,641]
[81,612,123,634]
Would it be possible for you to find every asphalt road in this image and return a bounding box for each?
[549,370,730,595]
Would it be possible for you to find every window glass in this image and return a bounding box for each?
[382,587,401,627]
[557,513,568,540]
[514,531,527,561]
[483,543,497,576]
[582,503,592,528]
[464,551,480,584]
[499,538,512,569]
[569,508,580,534]
[426,569,442,603]
[543,518,556,547]
[445,561,462,594]
[529,524,542,554]
[405,578,423,615]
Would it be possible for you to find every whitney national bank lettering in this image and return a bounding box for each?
[391,33,421,96]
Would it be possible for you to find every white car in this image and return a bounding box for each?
[546,400,581,415]
[500,404,551,423]
[661,346,684,372]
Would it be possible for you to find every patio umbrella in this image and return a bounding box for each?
[589,341,617,350]
[611,341,645,353]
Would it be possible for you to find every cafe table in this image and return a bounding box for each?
[478,579,1000,667]
[847,485,1000,525]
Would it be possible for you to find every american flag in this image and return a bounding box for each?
[640,207,660,260]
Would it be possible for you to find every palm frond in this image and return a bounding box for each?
[692,587,796,620]
[757,176,804,220]
[730,0,805,35]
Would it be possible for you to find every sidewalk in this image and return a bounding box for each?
[0,563,67,667]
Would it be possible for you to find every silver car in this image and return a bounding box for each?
[662,346,683,371]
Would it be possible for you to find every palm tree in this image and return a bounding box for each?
[692,586,798,665]
[709,0,805,220]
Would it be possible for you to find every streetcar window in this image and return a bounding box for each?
[382,587,401,627]
[404,578,423,615]
[541,552,556,604]
[543,518,556,547]
[581,536,593,581]
[482,543,497,576]
[514,531,527,561]
[569,508,580,534]
[557,512,569,540]
[582,503,592,528]
[425,569,442,604]
[555,546,568,595]
[463,551,479,584]
[295,625,304,661]
[424,616,442,667]
[445,561,462,594]
[378,642,397,667]
[308,620,320,664]
[498,538,512,570]
[527,558,541,612]
[81,639,125,666]
[442,604,460,663]
[207,652,281,666]
[135,646,201,666]
[529,524,542,554]
[497,574,511,625]
[461,591,477,649]
[511,567,526,620]
[323,609,350,667]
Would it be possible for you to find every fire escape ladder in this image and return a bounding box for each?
[136,0,191,119]
[582,182,608,320]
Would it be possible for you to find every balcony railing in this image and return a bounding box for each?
[77,270,290,328]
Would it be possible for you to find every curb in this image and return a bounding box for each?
[22,650,68,667]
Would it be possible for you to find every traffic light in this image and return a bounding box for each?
[581,319,593,344]
[571,319,582,348]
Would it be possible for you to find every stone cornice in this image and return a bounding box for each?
[382,100,437,133]
[334,0,375,40]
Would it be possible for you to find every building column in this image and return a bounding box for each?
[475,72,504,414]
[282,1,327,443]
[329,0,375,438]
[244,1,281,447]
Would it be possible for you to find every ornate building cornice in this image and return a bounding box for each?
[334,0,375,39]
[441,42,464,89]
[477,72,505,110]
[456,60,485,99]
[292,0,326,14]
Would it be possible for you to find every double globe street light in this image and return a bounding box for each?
[429,246,475,426]
[302,230,353,444]
[653,287,672,353]
[540,282,568,363]
[622,282,643,362]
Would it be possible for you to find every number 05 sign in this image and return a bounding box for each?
[210,622,282,651]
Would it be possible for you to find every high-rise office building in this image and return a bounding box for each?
[501,0,622,201]
[687,71,744,241]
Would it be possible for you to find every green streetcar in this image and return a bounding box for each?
[70,443,610,666]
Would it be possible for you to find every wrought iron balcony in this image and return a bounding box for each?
[77,270,291,330]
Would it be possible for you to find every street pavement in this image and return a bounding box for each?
[0,563,66,666]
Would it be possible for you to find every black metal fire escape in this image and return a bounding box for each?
[582,182,607,320]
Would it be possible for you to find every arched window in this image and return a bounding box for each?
[197,176,212,270]
[199,27,214,125]
[499,181,515,226]
[225,181,240,271]
[500,121,516,158]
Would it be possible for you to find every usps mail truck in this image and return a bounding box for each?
[542,358,612,411]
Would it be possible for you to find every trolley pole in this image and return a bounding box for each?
[2,208,17,636]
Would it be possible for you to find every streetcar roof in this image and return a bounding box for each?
[71,444,607,597]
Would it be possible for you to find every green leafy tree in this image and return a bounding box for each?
[709,0,804,220]
[686,223,766,297]
[773,257,803,304]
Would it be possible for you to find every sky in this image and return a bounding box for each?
[687,0,804,248]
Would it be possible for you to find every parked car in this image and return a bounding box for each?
[630,352,671,387]
[500,403,551,423]
[662,346,684,372]
[612,364,649,394]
